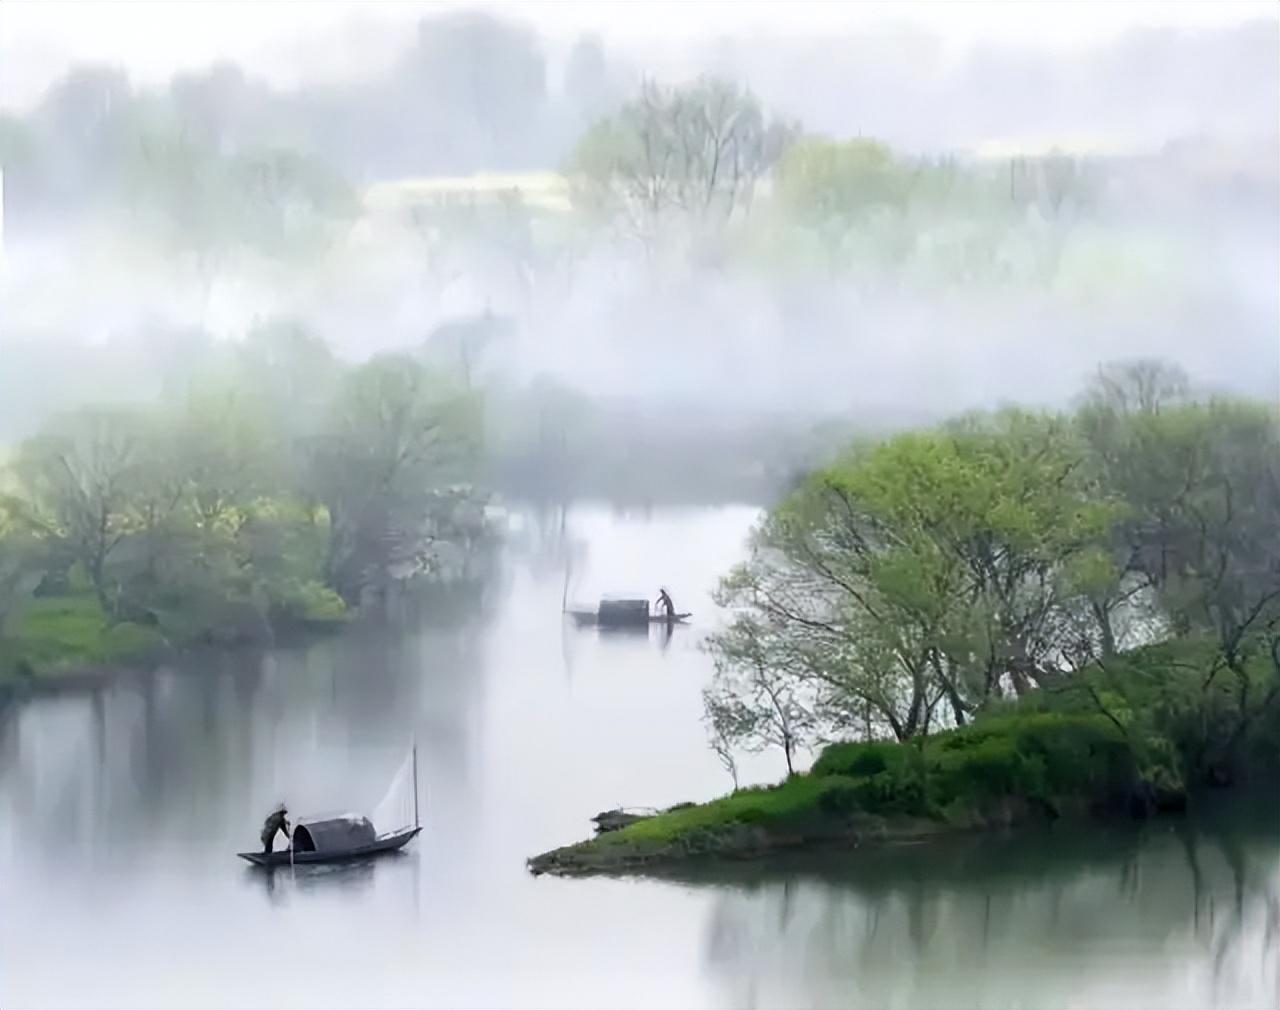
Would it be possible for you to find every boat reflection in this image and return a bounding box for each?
[253,850,422,902]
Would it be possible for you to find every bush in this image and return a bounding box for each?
[1037,639,1278,786]
[1014,714,1135,795]
[816,780,862,817]
[5,594,165,674]
[812,740,904,778]
[925,713,1137,808]
[930,732,1046,802]
[268,579,348,625]
[810,742,931,816]
[813,715,1139,817]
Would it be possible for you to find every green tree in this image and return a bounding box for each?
[15,408,148,613]
[710,409,1120,741]
[703,615,815,775]
[0,498,44,642]
[774,136,906,274]
[568,77,796,265]
[305,355,482,601]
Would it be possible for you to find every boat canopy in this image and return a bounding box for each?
[597,598,650,625]
[292,814,377,853]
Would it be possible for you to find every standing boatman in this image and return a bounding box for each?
[261,801,291,855]
[655,586,676,619]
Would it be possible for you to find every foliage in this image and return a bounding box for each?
[567,76,797,265]
[601,707,1146,856]
[706,367,1278,792]
[597,773,844,845]
[810,739,906,778]
[304,353,483,601]
[708,407,1123,747]
[0,321,487,675]
[0,498,44,637]
[2,593,164,677]
[702,610,815,774]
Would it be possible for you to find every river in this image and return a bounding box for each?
[1,504,1276,1009]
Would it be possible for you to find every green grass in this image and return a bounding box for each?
[532,642,1276,875]
[593,711,1141,857]
[600,775,847,846]
[599,637,1280,860]
[2,594,165,677]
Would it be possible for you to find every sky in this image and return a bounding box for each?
[2,0,1276,109]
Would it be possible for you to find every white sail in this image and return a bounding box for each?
[371,747,418,836]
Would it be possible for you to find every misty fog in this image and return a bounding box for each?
[1,4,1276,450]
[3,6,1280,1009]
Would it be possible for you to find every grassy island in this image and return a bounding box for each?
[530,642,1278,877]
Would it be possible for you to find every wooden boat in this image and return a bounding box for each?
[566,594,691,628]
[567,609,691,627]
[238,822,421,867]
[238,747,422,868]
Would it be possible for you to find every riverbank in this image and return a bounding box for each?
[0,590,348,692]
[530,639,1280,877]
[529,711,1162,875]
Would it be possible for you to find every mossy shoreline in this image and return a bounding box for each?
[528,703,1272,878]
[528,792,1178,877]
[0,591,348,699]
[530,637,1280,878]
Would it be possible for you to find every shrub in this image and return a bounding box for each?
[925,713,1137,808]
[268,579,347,625]
[812,740,904,778]
[816,781,862,817]
[930,733,1046,801]
[1013,714,1135,795]
[5,594,165,674]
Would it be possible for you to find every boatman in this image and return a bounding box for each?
[655,587,676,619]
[261,802,291,855]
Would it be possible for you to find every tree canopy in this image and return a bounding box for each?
[706,363,1279,788]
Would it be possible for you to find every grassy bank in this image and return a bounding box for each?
[1,594,167,678]
[0,589,349,682]
[529,643,1280,876]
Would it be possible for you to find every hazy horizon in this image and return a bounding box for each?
[1,0,1276,432]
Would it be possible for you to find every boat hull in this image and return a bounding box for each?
[567,611,691,627]
[237,826,421,867]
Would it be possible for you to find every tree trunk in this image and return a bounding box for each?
[1092,599,1118,658]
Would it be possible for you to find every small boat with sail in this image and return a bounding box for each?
[237,746,422,868]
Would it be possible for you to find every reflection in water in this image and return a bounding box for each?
[1,505,1276,1010]
[256,858,378,900]
[696,802,1280,1010]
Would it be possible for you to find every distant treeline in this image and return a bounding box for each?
[0,320,488,676]
[4,25,1265,305]
[488,386,917,507]
[0,315,898,677]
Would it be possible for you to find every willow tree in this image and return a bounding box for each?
[304,355,482,602]
[568,77,796,266]
[0,498,43,644]
[773,136,907,275]
[707,409,1121,743]
[14,408,149,612]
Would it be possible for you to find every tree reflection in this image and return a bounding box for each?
[695,807,1280,1009]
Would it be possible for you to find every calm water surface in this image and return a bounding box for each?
[1,505,1277,1009]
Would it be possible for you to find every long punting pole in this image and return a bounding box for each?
[413,743,420,829]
